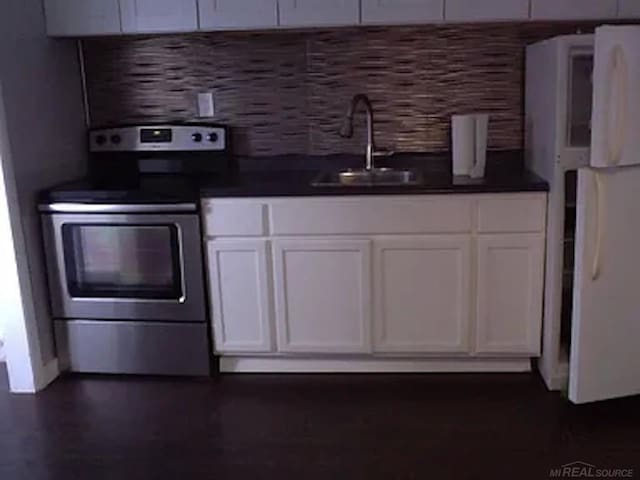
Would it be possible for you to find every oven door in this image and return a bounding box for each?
[42,210,206,322]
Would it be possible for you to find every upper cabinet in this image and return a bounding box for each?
[279,0,360,27]
[530,0,617,20]
[44,0,640,37]
[361,0,444,24]
[44,0,122,36]
[198,0,278,30]
[618,0,640,18]
[119,0,198,33]
[445,0,529,22]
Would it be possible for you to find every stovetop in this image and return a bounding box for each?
[39,174,205,205]
[39,123,233,207]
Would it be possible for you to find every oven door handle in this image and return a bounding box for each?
[39,203,198,213]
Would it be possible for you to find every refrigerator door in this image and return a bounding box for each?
[569,166,640,403]
[591,26,640,168]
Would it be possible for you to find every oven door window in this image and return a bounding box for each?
[62,224,182,299]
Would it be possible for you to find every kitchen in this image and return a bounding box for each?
[1,1,640,477]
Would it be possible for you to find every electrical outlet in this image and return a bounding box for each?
[197,92,215,118]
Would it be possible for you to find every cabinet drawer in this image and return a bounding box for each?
[270,197,473,235]
[202,200,266,237]
[477,195,546,233]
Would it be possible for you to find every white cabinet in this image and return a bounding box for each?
[278,0,360,27]
[44,0,639,36]
[44,0,122,36]
[530,0,617,20]
[373,236,471,353]
[203,194,547,370]
[361,0,444,24]
[475,234,544,355]
[206,240,274,353]
[198,0,278,30]
[445,0,529,21]
[272,239,372,353]
[618,0,640,18]
[202,200,267,237]
[119,0,198,33]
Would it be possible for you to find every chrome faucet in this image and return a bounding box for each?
[339,94,391,171]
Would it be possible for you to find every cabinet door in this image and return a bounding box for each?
[373,236,471,353]
[619,0,640,18]
[445,0,529,21]
[44,0,122,36]
[273,239,372,353]
[531,0,617,20]
[198,0,278,30]
[207,240,273,353]
[361,0,444,24]
[475,234,544,355]
[120,0,198,33]
[278,0,360,27]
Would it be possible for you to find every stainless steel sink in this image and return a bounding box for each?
[312,168,423,187]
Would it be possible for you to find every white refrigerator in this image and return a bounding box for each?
[526,25,640,404]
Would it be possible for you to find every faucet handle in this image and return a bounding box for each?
[373,149,395,158]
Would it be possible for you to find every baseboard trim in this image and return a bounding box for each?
[537,359,568,391]
[35,358,59,391]
[220,357,532,373]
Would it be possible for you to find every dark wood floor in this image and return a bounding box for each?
[1,366,639,480]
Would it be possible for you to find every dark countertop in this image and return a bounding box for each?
[200,151,548,198]
[39,151,548,205]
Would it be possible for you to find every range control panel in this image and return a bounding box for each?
[89,125,227,152]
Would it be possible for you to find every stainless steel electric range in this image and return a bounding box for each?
[39,124,232,376]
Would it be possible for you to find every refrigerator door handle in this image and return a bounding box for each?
[592,171,605,281]
[606,45,628,167]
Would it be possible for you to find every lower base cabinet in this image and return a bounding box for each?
[203,194,547,362]
[475,234,545,355]
[206,239,273,353]
[373,236,471,353]
[272,238,372,353]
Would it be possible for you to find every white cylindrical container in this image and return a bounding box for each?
[452,114,476,176]
[470,114,489,179]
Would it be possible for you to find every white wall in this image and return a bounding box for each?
[0,327,5,362]
[0,89,41,389]
[0,0,86,391]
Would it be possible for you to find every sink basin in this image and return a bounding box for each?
[312,168,423,187]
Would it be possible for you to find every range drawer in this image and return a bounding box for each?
[55,320,210,375]
[269,196,474,235]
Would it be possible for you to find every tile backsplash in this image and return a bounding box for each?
[83,23,595,156]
